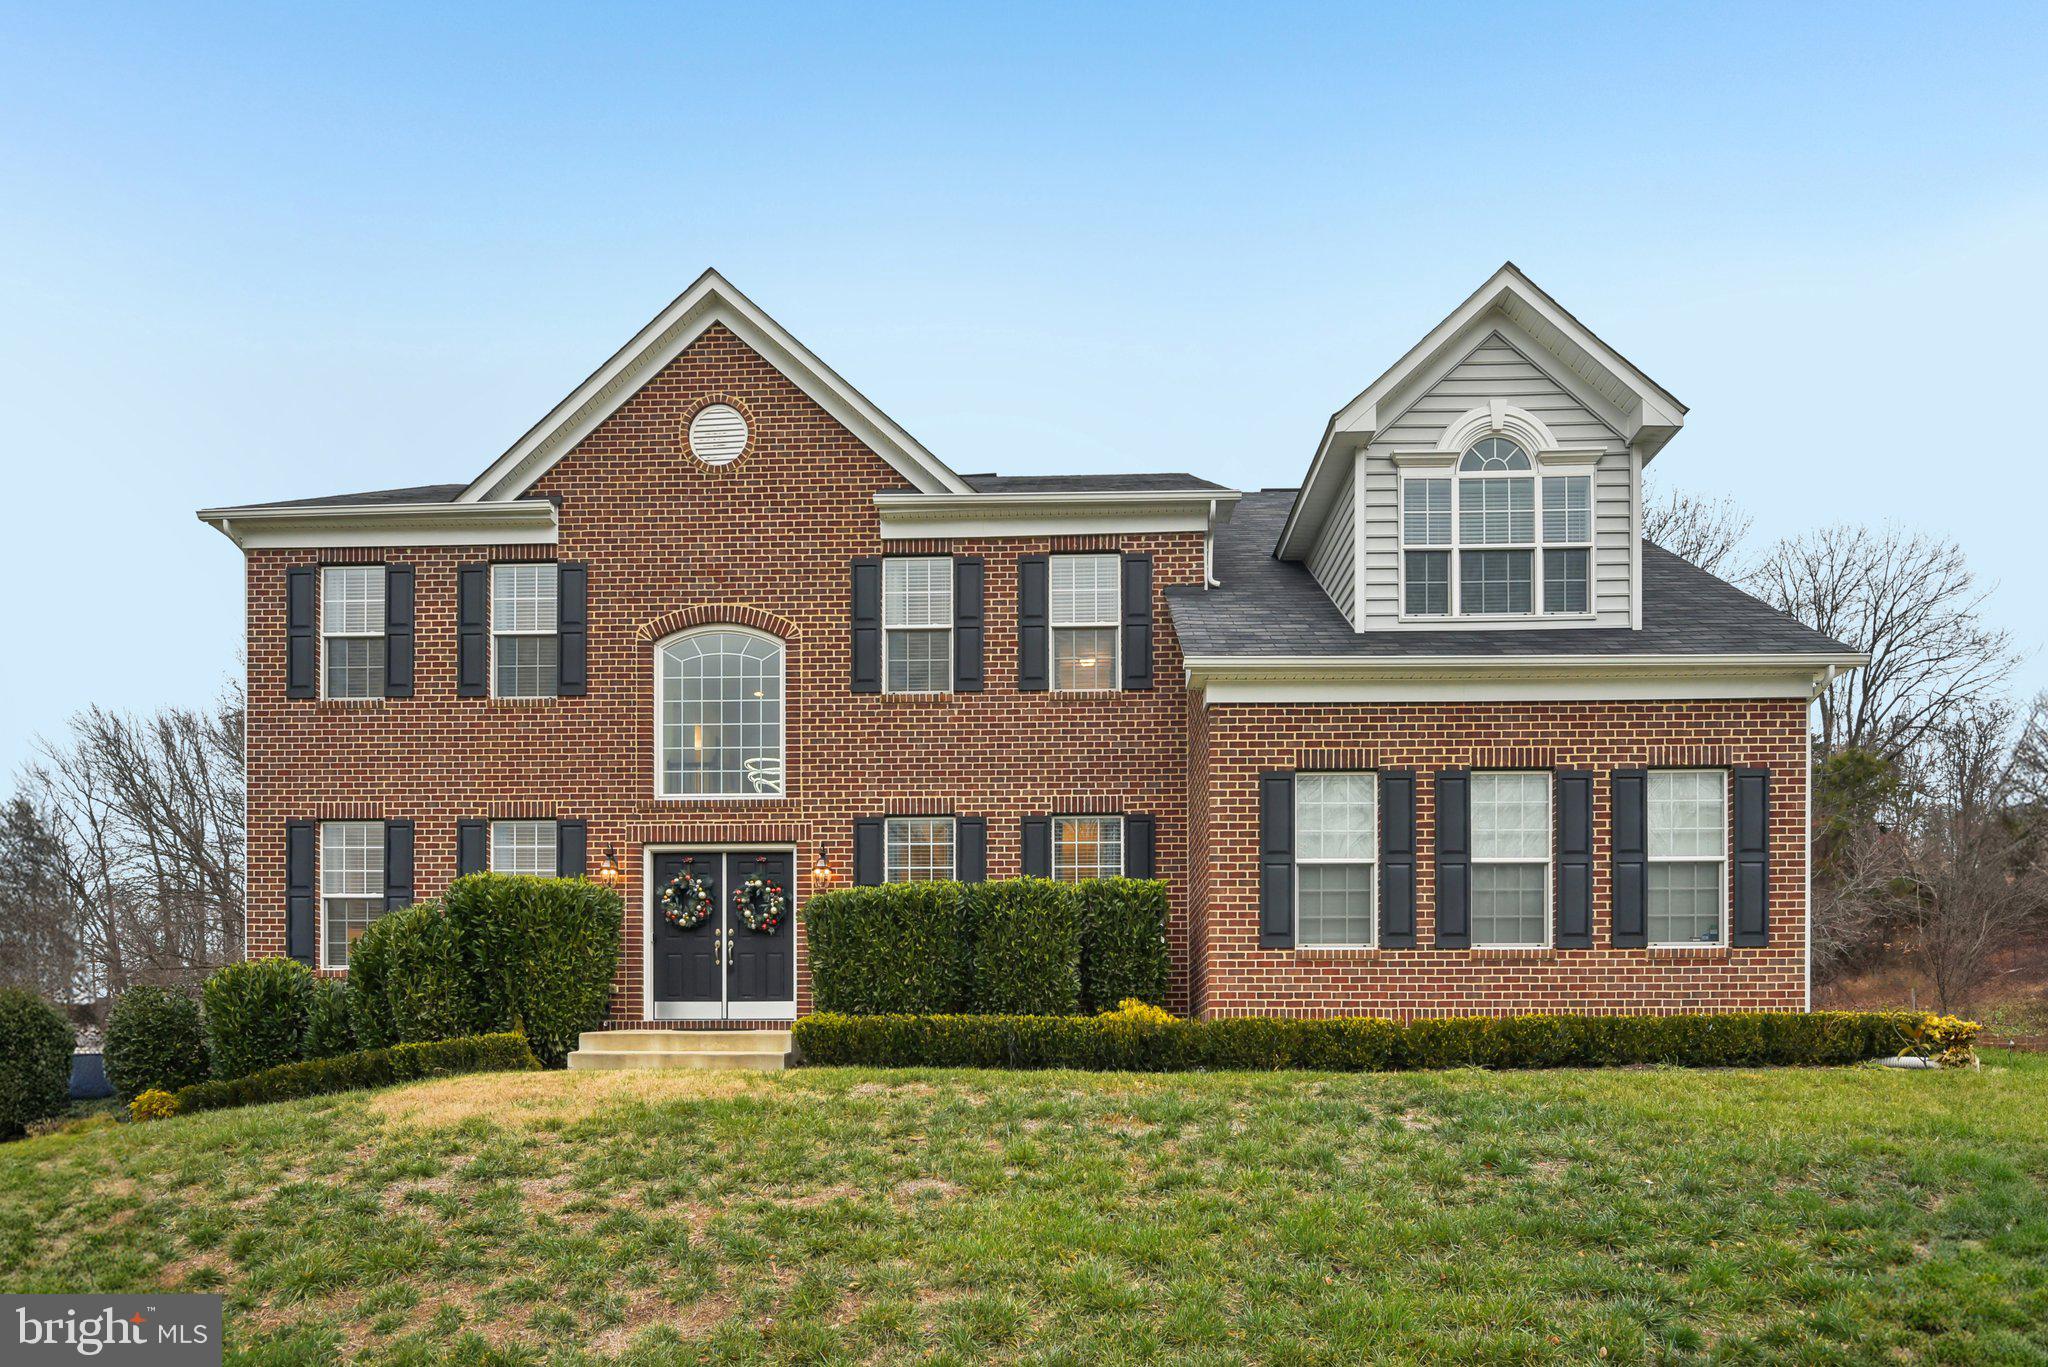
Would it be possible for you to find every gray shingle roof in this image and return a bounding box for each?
[213,483,468,512]
[960,473,1228,493]
[1166,489,1856,659]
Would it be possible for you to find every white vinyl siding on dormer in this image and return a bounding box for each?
[1307,464,1359,626]
[1356,335,1634,630]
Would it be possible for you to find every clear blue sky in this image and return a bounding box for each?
[4,2,2045,772]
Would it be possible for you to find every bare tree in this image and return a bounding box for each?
[1749,525,2020,758]
[1641,481,1752,575]
[13,682,245,1004]
[1808,747,1905,977]
[0,797,84,1000]
[1890,697,2046,1014]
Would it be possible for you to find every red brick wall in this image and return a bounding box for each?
[244,324,1207,1021]
[1190,699,1810,1018]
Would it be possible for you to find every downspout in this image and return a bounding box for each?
[1204,499,1219,586]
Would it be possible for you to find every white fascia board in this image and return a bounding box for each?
[875,489,1240,541]
[1275,263,1686,560]
[1185,651,1867,705]
[197,500,559,550]
[459,269,969,503]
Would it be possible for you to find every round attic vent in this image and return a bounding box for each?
[688,404,749,466]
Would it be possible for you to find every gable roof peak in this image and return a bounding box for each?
[458,269,970,503]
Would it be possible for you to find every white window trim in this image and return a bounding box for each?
[1051,814,1124,881]
[318,820,385,973]
[490,561,560,700]
[883,815,957,882]
[1646,768,1731,949]
[319,564,386,701]
[881,556,955,695]
[490,819,560,876]
[1396,456,1598,624]
[652,625,788,801]
[1294,772,1378,950]
[1470,770,1553,950]
[1049,553,1121,692]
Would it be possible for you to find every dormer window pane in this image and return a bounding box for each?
[1461,550,1531,615]
[1543,549,1589,613]
[1458,478,1534,545]
[1405,551,1450,616]
[1542,476,1591,543]
[1403,479,1451,545]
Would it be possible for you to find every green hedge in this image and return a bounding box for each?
[964,879,1080,1015]
[1076,878,1170,1012]
[203,959,314,1081]
[345,913,400,1050]
[377,902,491,1045]
[172,1032,539,1115]
[803,882,970,1014]
[792,1010,1933,1072]
[444,874,623,1068]
[302,979,357,1061]
[104,985,209,1101]
[0,989,73,1139]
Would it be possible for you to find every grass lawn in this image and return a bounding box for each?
[3,1056,2046,1365]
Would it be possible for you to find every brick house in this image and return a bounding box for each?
[200,263,1862,1027]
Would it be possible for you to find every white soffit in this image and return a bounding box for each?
[1275,263,1688,561]
[875,490,1240,540]
[459,269,970,503]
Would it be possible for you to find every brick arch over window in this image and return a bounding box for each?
[634,605,800,645]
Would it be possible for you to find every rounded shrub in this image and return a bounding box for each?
[129,1088,179,1122]
[444,874,624,1067]
[378,902,490,1045]
[103,985,209,1101]
[345,912,400,1050]
[962,878,1081,1015]
[202,959,314,1081]
[302,979,357,1060]
[0,988,75,1138]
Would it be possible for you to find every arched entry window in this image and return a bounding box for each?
[656,628,785,797]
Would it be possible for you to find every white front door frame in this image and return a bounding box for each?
[641,843,800,1022]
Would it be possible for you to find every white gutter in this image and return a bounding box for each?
[874,488,1240,540]
[196,498,560,550]
[1185,650,1870,705]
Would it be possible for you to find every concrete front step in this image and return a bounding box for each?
[566,1028,793,1072]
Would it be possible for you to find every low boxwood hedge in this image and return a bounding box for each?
[171,1032,539,1115]
[803,881,971,1014]
[792,1009,1932,1072]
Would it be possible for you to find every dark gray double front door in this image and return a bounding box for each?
[649,850,796,1019]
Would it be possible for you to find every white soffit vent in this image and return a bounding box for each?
[688,404,749,466]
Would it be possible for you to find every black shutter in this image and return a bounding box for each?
[1380,770,1417,948]
[1610,769,1648,948]
[954,557,984,693]
[1732,768,1771,947]
[1555,771,1594,948]
[854,818,884,885]
[285,821,316,965]
[1124,814,1155,879]
[557,562,587,697]
[286,566,317,698]
[457,820,487,877]
[1017,555,1050,692]
[851,558,882,693]
[1120,553,1154,691]
[1020,816,1051,877]
[1433,770,1471,949]
[1259,771,1294,948]
[458,564,489,697]
[384,563,414,698]
[383,820,415,911]
[956,816,987,882]
[556,819,587,878]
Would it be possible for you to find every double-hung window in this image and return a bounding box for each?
[321,566,385,699]
[885,816,956,882]
[1647,770,1727,945]
[883,558,952,693]
[1400,439,1593,618]
[1052,816,1123,881]
[492,563,559,698]
[1470,772,1550,947]
[1050,554,1120,690]
[320,821,385,969]
[491,819,557,876]
[1295,773,1377,947]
